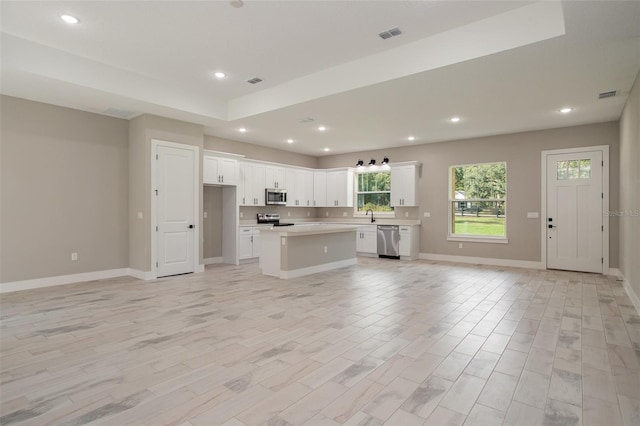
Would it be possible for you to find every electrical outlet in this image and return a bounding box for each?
[423,212,431,218]
[71,252,78,261]
[458,243,463,249]
[307,211,310,217]
[324,246,328,253]
[405,211,409,218]
[137,211,143,219]
[203,211,208,218]
[342,212,347,217]
[326,211,329,217]
[240,212,243,218]
[288,211,291,217]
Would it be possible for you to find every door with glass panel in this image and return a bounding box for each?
[546,151,603,273]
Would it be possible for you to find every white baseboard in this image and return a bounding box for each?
[0,268,130,294]
[203,257,223,265]
[281,258,358,279]
[616,271,640,315]
[128,268,156,280]
[419,253,545,270]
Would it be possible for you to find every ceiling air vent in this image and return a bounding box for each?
[247,77,263,84]
[298,117,315,123]
[379,27,402,40]
[598,90,617,99]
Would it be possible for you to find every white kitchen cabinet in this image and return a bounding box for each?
[203,155,238,186]
[326,170,354,207]
[239,227,261,260]
[399,225,420,260]
[391,165,418,206]
[313,171,327,207]
[356,225,377,254]
[265,165,286,189]
[238,162,265,206]
[285,168,314,207]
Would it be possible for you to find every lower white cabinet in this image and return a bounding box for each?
[239,227,261,260]
[399,225,419,260]
[356,225,377,254]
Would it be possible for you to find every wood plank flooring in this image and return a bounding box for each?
[1,258,639,425]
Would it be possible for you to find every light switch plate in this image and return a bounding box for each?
[137,211,143,219]
[423,212,431,218]
[203,212,208,218]
[527,212,540,219]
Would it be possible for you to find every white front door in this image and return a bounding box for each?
[546,150,603,273]
[156,144,196,277]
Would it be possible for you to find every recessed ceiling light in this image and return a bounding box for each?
[323,148,330,152]
[559,107,573,114]
[408,136,415,141]
[318,126,326,131]
[214,71,227,79]
[450,117,461,123]
[60,14,79,24]
[238,127,247,133]
[287,139,294,144]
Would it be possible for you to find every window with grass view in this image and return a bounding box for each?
[356,171,393,213]
[450,162,506,237]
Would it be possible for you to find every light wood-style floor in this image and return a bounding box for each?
[1,258,639,426]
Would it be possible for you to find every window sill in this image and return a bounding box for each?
[447,236,509,244]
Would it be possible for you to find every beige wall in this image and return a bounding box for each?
[128,114,204,271]
[282,231,356,271]
[205,135,318,168]
[203,186,223,259]
[1,96,129,283]
[318,122,620,265]
[619,70,640,300]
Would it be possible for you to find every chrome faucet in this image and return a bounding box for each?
[366,209,375,223]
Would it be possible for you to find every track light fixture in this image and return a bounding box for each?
[355,157,390,167]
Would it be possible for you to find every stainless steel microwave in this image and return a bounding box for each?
[265,188,287,205]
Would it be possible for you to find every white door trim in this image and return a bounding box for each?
[540,145,609,273]
[151,139,200,279]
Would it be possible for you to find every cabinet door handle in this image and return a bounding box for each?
[242,197,245,204]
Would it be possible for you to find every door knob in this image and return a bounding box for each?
[188,224,195,229]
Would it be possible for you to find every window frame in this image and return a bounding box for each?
[447,161,508,243]
[353,168,395,217]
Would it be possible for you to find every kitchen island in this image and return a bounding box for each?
[259,224,359,279]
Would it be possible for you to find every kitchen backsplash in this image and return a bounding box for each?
[239,205,419,222]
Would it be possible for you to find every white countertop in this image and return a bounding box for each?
[239,219,421,227]
[258,223,360,237]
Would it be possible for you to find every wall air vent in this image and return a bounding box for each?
[598,90,617,99]
[102,108,137,119]
[247,77,263,84]
[298,117,316,123]
[379,27,402,40]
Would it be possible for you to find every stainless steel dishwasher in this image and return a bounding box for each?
[377,225,400,259]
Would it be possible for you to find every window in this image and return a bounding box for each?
[356,171,393,213]
[557,159,591,180]
[449,162,506,239]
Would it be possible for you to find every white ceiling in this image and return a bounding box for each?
[2,1,639,156]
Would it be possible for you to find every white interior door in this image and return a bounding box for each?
[156,144,196,277]
[546,150,603,273]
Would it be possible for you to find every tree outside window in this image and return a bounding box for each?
[356,171,393,213]
[450,162,506,237]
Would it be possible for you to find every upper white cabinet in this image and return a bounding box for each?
[203,155,238,186]
[239,162,265,206]
[285,168,314,207]
[391,164,419,206]
[313,171,327,207]
[265,166,286,189]
[326,170,354,207]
